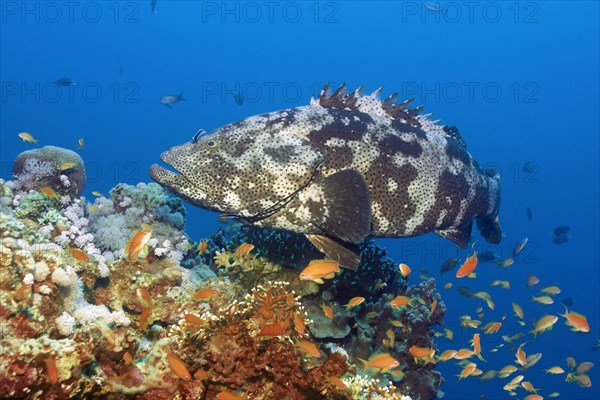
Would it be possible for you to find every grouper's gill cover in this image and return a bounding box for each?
[150,83,502,269]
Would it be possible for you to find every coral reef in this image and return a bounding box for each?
[87,182,189,262]
[13,146,86,197]
[0,149,446,399]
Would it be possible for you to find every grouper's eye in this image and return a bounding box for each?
[206,140,219,148]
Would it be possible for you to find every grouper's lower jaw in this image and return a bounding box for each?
[149,164,190,197]
[150,164,214,210]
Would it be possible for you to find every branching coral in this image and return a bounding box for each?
[86,183,190,263]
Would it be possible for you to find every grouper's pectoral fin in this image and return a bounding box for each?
[434,220,473,248]
[305,234,362,270]
[304,169,372,270]
[311,169,372,243]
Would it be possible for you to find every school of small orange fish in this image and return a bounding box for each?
[292,240,596,399]
[429,241,593,399]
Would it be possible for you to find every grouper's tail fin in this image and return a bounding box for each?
[477,168,502,244]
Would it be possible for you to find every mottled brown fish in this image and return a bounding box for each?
[151,84,502,269]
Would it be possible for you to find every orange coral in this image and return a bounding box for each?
[245,281,308,338]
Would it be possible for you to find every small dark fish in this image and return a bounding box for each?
[440,258,460,274]
[234,92,244,105]
[526,207,532,221]
[561,297,575,307]
[151,0,158,13]
[552,235,569,245]
[553,226,570,236]
[522,162,536,173]
[55,77,78,87]
[478,250,498,263]
[513,238,528,257]
[117,56,124,76]
[160,92,184,108]
[457,286,475,298]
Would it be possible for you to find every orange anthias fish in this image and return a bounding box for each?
[515,343,527,366]
[471,333,485,361]
[39,186,59,199]
[123,351,134,364]
[530,315,559,337]
[46,356,59,384]
[526,274,540,287]
[297,340,321,358]
[358,353,400,372]
[438,350,457,362]
[124,229,152,261]
[293,315,306,335]
[389,295,412,308]
[138,287,152,309]
[258,324,286,336]
[456,244,478,278]
[321,303,334,318]
[18,131,39,144]
[483,321,502,334]
[167,352,191,381]
[194,368,209,380]
[139,308,151,331]
[399,263,412,277]
[385,328,395,348]
[457,362,478,380]
[216,390,247,400]
[512,302,525,320]
[234,242,254,257]
[523,395,544,400]
[197,240,209,254]
[560,306,590,333]
[454,348,475,360]
[183,314,203,325]
[344,296,365,308]
[67,247,89,263]
[192,288,218,301]
[521,381,540,393]
[299,259,340,283]
[409,345,436,360]
[328,376,347,390]
[430,299,438,316]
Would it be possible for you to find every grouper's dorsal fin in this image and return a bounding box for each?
[314,83,463,143]
[442,125,467,150]
[314,83,428,128]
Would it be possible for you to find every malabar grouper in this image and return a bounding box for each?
[150,84,502,269]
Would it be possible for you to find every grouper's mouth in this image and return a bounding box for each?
[149,163,180,189]
[149,150,188,194]
[150,150,220,211]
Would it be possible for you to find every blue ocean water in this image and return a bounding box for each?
[1,1,598,399]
